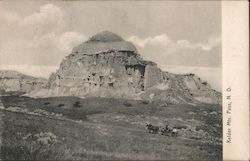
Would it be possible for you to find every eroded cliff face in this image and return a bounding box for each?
[35,31,157,98]
[43,49,159,99]
[30,31,221,104]
[141,73,221,104]
[0,70,47,95]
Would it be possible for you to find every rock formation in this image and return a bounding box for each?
[29,31,221,104]
[0,70,47,95]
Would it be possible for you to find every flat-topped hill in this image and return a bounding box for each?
[87,31,124,42]
[9,31,221,104]
[72,31,137,55]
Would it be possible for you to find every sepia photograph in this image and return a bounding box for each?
[0,1,228,160]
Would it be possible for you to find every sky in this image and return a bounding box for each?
[0,1,222,90]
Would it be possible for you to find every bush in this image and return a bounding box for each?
[73,101,81,108]
[142,100,150,104]
[195,126,203,131]
[123,101,132,107]
[44,102,50,105]
[58,104,64,107]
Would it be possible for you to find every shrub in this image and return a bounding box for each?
[195,126,203,131]
[142,100,150,104]
[44,102,50,105]
[73,101,81,108]
[123,101,132,107]
[58,104,64,107]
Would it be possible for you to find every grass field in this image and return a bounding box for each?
[0,96,222,160]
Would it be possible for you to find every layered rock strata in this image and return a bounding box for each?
[29,31,221,104]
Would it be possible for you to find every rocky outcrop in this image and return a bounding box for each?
[0,70,47,95]
[141,73,221,104]
[29,31,221,104]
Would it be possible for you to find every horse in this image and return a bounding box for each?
[146,124,160,134]
[160,125,178,137]
[171,128,178,137]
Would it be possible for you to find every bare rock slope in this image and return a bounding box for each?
[29,31,221,104]
[0,70,46,95]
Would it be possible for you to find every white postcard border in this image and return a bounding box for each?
[222,1,249,160]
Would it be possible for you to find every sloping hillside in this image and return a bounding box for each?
[0,96,222,160]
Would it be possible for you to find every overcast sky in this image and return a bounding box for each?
[0,1,222,90]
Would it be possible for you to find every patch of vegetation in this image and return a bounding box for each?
[195,126,202,131]
[184,73,195,76]
[58,104,64,107]
[0,96,222,160]
[123,101,132,107]
[141,100,150,104]
[44,102,50,105]
[0,145,31,160]
[73,101,81,108]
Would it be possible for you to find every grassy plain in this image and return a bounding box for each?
[0,96,222,160]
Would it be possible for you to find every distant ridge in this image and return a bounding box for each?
[0,70,47,95]
[0,70,45,80]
